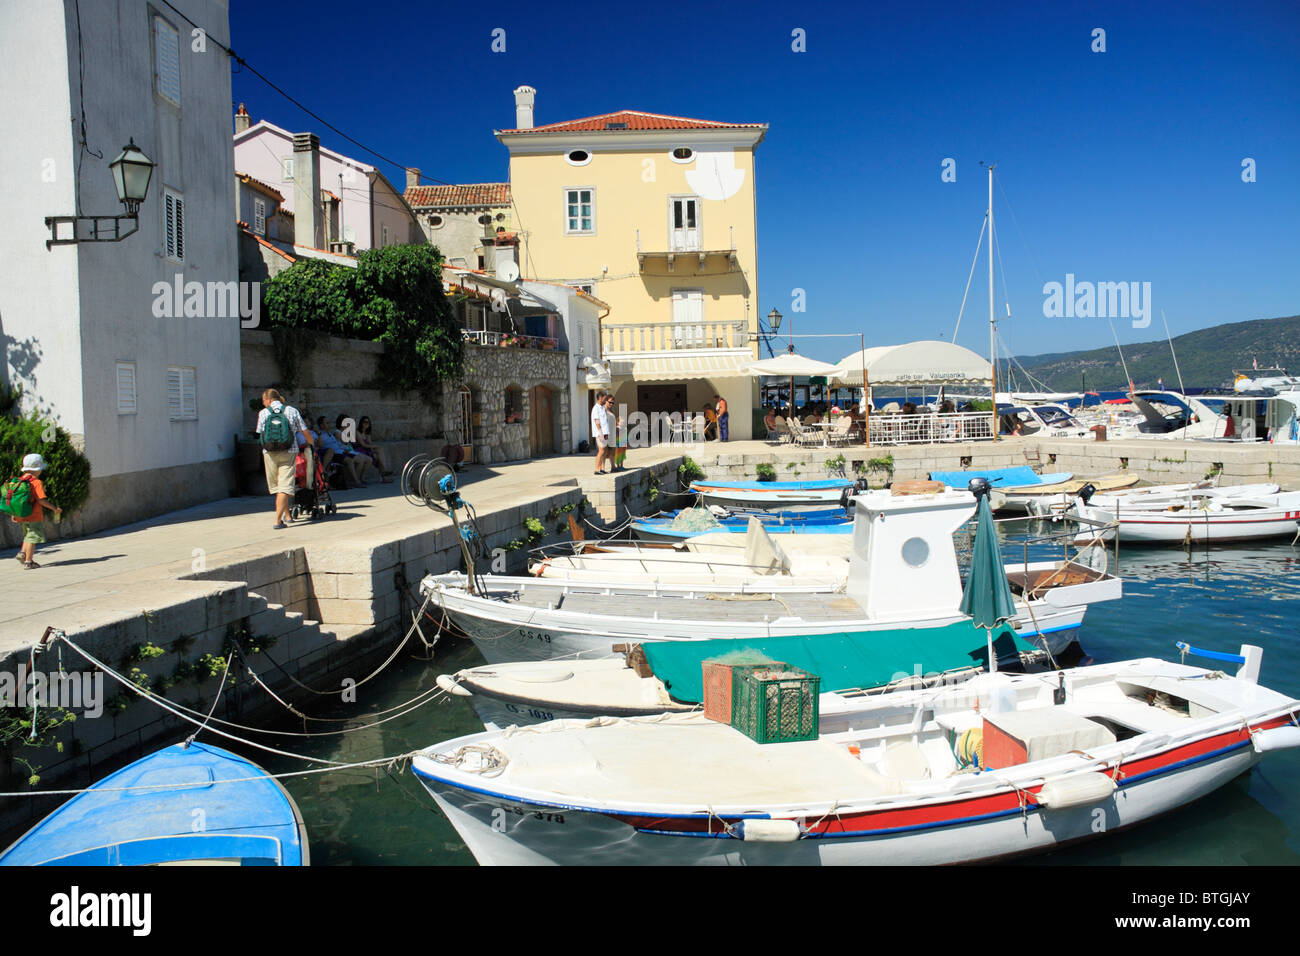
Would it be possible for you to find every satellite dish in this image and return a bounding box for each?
[497,260,520,282]
[490,287,509,312]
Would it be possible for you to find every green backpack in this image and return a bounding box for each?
[260,407,295,451]
[0,475,35,519]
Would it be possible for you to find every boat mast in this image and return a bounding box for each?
[1161,310,1187,395]
[987,163,998,442]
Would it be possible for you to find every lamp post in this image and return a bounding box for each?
[46,138,155,248]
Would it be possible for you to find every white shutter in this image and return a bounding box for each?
[116,363,137,414]
[154,17,181,106]
[168,366,196,421]
[282,157,294,181]
[254,198,266,235]
[164,191,185,261]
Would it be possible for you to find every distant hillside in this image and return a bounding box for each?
[1010,314,1300,392]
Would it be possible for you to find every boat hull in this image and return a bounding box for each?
[415,730,1263,866]
[1078,505,1300,543]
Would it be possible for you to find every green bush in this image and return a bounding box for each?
[678,456,706,487]
[755,463,777,482]
[0,412,92,516]
[262,245,464,399]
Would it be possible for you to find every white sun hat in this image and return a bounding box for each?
[21,453,46,473]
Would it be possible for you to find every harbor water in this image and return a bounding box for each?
[240,528,1300,866]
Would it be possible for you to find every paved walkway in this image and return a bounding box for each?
[0,448,681,654]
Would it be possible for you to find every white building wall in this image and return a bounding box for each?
[0,0,86,436]
[0,0,240,484]
[520,281,604,451]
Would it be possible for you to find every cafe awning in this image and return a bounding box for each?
[831,341,992,387]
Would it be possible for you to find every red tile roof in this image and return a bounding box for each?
[236,172,284,202]
[497,110,766,135]
[405,183,511,208]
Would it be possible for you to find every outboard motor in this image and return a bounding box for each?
[842,476,871,515]
[1077,482,1097,505]
[967,477,992,500]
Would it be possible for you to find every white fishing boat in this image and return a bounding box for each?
[529,520,849,589]
[1072,488,1300,544]
[420,487,1122,662]
[413,645,1300,866]
[1000,473,1140,514]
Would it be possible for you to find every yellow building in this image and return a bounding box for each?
[497,86,767,440]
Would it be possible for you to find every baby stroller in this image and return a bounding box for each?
[290,447,336,520]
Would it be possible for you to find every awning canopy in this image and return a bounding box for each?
[831,341,992,387]
[609,349,756,383]
[744,353,841,377]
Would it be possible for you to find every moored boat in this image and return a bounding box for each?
[413,646,1300,866]
[0,742,310,866]
[1071,488,1300,544]
[689,478,856,513]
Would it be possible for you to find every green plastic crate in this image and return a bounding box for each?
[731,665,820,744]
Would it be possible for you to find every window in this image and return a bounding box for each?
[116,363,137,415]
[382,224,390,247]
[504,385,524,424]
[495,212,506,221]
[163,189,185,261]
[670,147,694,163]
[253,198,266,235]
[282,157,294,181]
[669,196,701,251]
[565,188,595,235]
[574,283,595,296]
[565,149,592,167]
[428,215,444,229]
[153,16,181,106]
[167,366,197,421]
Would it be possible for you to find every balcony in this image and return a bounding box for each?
[602,319,750,353]
[636,228,739,275]
[461,329,563,351]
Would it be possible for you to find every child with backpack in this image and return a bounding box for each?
[3,454,62,569]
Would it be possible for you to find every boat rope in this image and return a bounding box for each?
[705,806,738,838]
[799,801,844,837]
[183,649,233,748]
[45,631,351,767]
[255,591,435,697]
[0,750,426,799]
[429,743,509,777]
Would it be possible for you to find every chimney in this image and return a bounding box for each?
[406,167,421,190]
[513,85,536,129]
[292,132,324,249]
[234,103,251,134]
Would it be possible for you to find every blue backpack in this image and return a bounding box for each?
[261,407,295,451]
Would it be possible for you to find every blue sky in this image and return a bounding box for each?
[230,0,1299,366]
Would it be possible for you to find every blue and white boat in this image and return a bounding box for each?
[633,515,853,543]
[928,466,1072,489]
[0,742,309,866]
[690,478,856,512]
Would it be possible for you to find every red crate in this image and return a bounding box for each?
[702,661,735,723]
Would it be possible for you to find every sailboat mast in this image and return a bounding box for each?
[988,163,998,442]
[1162,310,1186,395]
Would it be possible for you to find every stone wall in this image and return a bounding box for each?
[439,344,571,464]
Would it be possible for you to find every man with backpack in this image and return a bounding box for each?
[3,454,61,569]
[256,389,313,529]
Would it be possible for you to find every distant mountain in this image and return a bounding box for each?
[1009,314,1300,392]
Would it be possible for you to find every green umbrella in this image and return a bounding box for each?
[960,480,1018,671]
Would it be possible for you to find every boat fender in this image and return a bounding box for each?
[734,819,802,842]
[436,674,472,697]
[1251,725,1300,754]
[1036,772,1117,809]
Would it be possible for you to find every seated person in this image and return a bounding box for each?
[354,415,393,481]
[316,416,368,488]
[702,404,719,441]
[335,414,375,483]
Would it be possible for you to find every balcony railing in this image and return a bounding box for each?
[635,227,739,273]
[602,320,750,353]
[462,329,562,351]
[867,411,994,445]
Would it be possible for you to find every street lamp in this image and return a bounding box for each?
[767,308,782,333]
[46,138,156,248]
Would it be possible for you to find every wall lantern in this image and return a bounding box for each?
[46,138,156,248]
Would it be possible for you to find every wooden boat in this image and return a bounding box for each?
[413,646,1300,866]
[421,488,1122,662]
[689,478,856,513]
[0,742,309,866]
[632,514,853,543]
[928,466,1071,489]
[1001,473,1140,513]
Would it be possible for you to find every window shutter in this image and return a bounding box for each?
[254,198,266,235]
[282,157,294,181]
[167,367,197,421]
[165,191,185,261]
[154,17,181,105]
[116,363,137,414]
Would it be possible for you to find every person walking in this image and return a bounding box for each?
[5,454,61,569]
[256,389,313,529]
[590,391,611,474]
[713,394,729,442]
[605,394,627,471]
